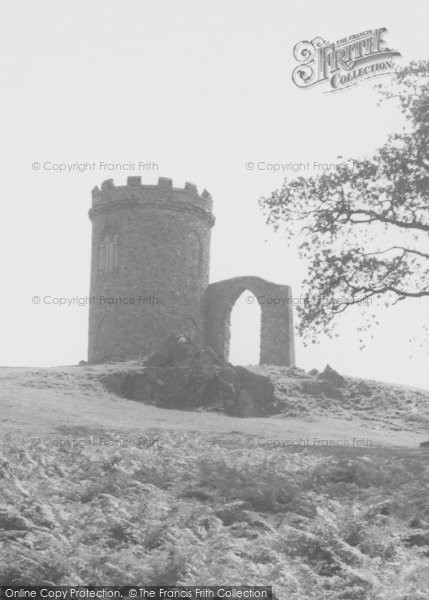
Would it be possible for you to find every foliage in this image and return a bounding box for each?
[259,61,429,342]
[1,431,428,599]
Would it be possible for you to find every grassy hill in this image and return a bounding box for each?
[0,363,428,599]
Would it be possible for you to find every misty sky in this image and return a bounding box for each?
[1,0,428,388]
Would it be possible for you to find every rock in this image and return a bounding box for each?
[105,340,276,417]
[78,360,88,366]
[317,364,346,387]
[420,441,429,448]
[121,363,275,417]
[100,372,129,395]
[301,379,343,399]
[235,389,256,418]
[234,367,276,416]
[320,380,344,399]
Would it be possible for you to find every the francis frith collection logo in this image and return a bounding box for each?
[292,28,401,92]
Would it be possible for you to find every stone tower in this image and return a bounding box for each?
[88,176,214,363]
[88,176,295,366]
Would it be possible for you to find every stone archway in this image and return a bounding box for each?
[204,276,295,366]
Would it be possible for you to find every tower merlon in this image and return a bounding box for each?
[157,177,173,189]
[127,176,142,186]
[185,182,198,195]
[91,186,102,205]
[101,179,115,191]
[202,189,212,202]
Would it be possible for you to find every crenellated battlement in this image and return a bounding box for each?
[90,176,214,223]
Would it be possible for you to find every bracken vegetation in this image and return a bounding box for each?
[1,429,428,599]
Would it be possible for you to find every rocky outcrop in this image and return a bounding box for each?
[297,364,347,400]
[317,364,346,387]
[100,336,276,417]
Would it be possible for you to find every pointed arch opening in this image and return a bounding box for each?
[187,230,202,278]
[98,232,119,273]
[228,290,261,365]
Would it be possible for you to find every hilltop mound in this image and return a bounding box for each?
[2,337,427,439]
[93,337,429,433]
[1,340,428,593]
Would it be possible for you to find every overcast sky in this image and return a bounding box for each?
[1,0,428,388]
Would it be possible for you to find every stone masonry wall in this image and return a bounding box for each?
[204,276,295,367]
[88,177,214,362]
